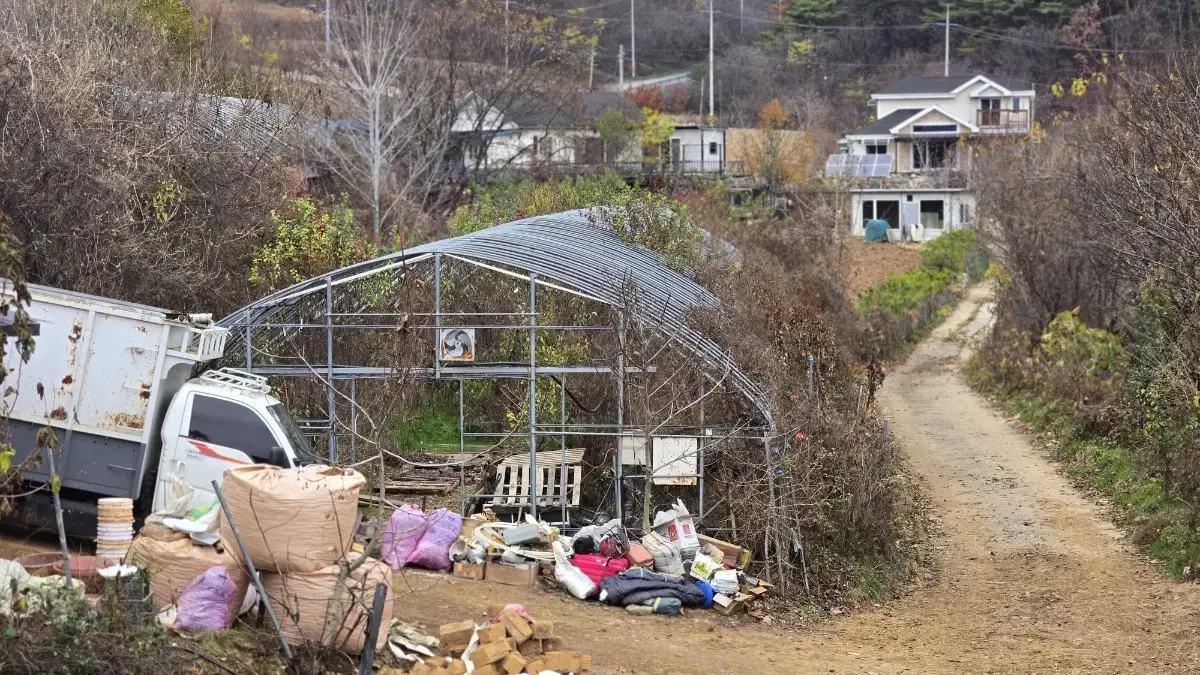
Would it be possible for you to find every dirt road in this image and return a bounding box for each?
[392,286,1200,674]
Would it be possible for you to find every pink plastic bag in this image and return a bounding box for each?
[176,566,237,631]
[381,505,429,569]
[407,508,462,572]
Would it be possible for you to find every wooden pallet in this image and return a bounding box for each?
[489,449,584,513]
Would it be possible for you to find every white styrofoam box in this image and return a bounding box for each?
[651,437,698,486]
[619,434,648,466]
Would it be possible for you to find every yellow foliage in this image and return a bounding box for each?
[758,99,790,130]
[787,40,815,64]
[726,128,817,183]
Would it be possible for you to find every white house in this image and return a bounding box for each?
[827,74,1035,242]
[452,91,642,173]
[666,123,728,174]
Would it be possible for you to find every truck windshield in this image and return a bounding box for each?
[267,403,320,466]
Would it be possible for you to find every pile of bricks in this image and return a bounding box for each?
[410,609,591,675]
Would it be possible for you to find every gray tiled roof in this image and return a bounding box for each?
[850,109,922,136]
[875,75,1032,96]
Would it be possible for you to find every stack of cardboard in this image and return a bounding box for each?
[412,610,592,675]
[712,576,774,616]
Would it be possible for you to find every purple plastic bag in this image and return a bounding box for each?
[176,566,236,631]
[381,505,429,570]
[407,508,463,572]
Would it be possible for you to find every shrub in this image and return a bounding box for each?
[857,268,954,319]
[1039,310,1125,381]
[920,229,987,280]
[249,197,378,293]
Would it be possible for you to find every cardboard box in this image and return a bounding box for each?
[477,623,507,645]
[485,561,538,588]
[688,553,720,580]
[469,640,511,667]
[453,562,486,580]
[438,620,476,651]
[713,592,746,616]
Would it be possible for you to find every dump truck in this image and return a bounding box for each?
[1,283,314,535]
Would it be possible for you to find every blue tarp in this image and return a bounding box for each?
[865,219,890,243]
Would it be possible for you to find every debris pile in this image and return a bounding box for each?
[393,607,591,675]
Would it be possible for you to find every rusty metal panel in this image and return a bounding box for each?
[73,311,160,435]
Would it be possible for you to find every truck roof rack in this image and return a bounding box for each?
[199,368,271,394]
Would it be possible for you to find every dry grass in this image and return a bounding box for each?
[190,0,320,25]
[839,237,922,298]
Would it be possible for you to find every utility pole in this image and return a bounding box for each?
[324,0,331,63]
[505,0,510,71]
[944,4,950,77]
[630,0,636,78]
[618,43,624,89]
[588,40,596,90]
[708,0,714,122]
[740,0,744,37]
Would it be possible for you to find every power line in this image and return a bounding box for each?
[950,24,1181,55]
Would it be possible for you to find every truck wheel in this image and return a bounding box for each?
[133,467,158,527]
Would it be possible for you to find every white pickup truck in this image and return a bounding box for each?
[1,283,313,535]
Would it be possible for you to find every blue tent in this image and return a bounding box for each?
[864,219,890,243]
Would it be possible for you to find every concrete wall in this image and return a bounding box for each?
[850,190,977,241]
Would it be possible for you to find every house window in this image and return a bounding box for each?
[912,138,956,170]
[876,200,900,228]
[861,201,874,225]
[960,203,972,223]
[980,98,1002,126]
[920,200,945,230]
[1011,97,1021,111]
[540,136,555,159]
[911,124,957,134]
[708,142,719,155]
[865,142,888,155]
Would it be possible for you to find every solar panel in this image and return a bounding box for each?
[827,153,893,178]
[825,154,851,177]
[866,154,893,177]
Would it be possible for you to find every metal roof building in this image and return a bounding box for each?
[217,208,770,523]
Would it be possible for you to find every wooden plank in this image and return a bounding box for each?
[497,449,586,468]
[569,466,582,507]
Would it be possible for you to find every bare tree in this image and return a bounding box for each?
[322,0,453,240]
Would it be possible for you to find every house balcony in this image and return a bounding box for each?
[976,109,1031,134]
